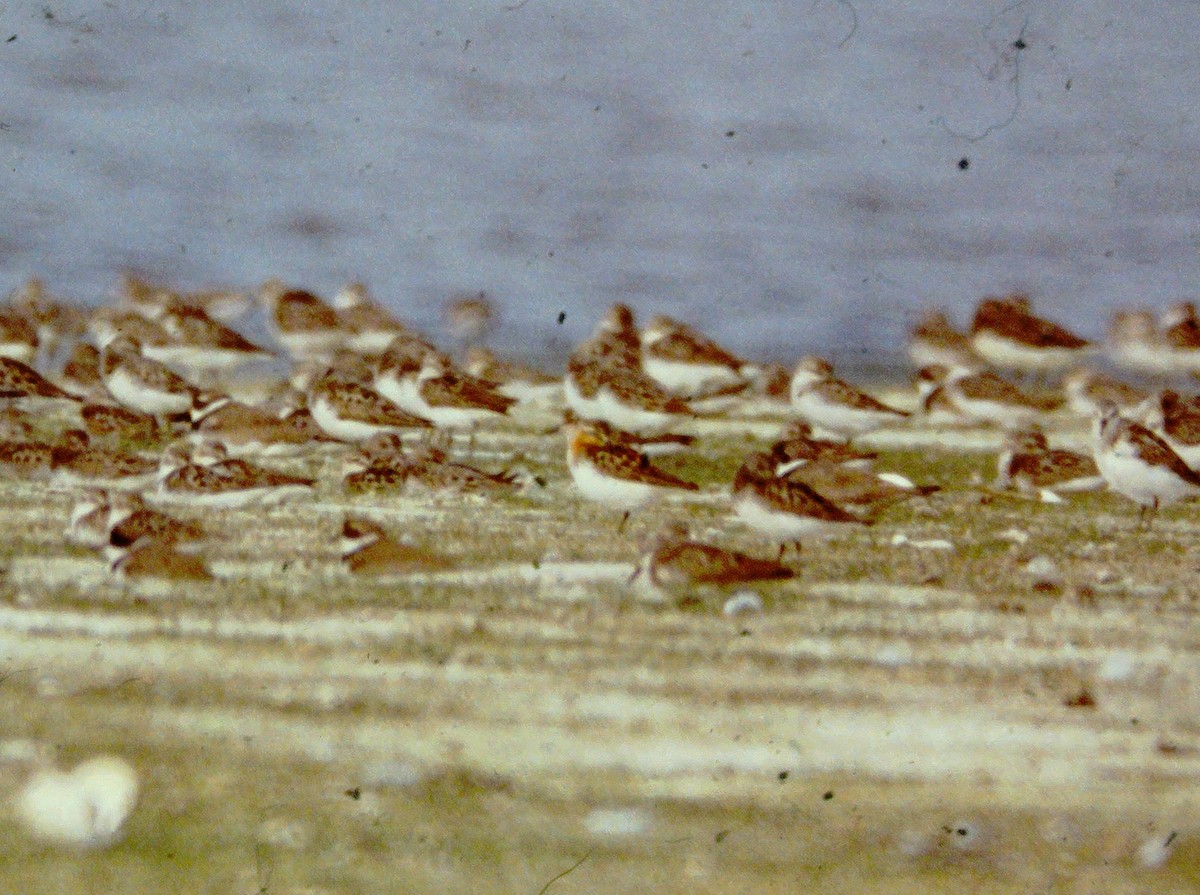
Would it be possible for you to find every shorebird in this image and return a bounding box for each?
[0,439,57,479]
[100,336,199,417]
[1092,401,1200,525]
[50,430,159,489]
[0,310,39,364]
[258,280,345,360]
[995,429,1104,501]
[152,301,273,376]
[7,277,87,363]
[789,357,909,439]
[66,491,205,549]
[565,333,694,434]
[340,516,453,576]
[59,343,103,398]
[308,370,432,442]
[970,293,1093,375]
[1107,310,1171,376]
[81,402,160,445]
[1143,390,1200,470]
[342,440,518,494]
[442,291,496,349]
[1062,367,1147,418]
[463,346,559,404]
[638,314,749,397]
[110,536,212,582]
[628,521,794,589]
[566,422,699,531]
[372,331,441,415]
[106,492,206,548]
[777,457,939,512]
[332,282,412,355]
[0,357,77,400]
[409,350,517,430]
[915,365,1056,429]
[190,393,314,456]
[907,309,980,371]
[561,413,695,456]
[731,451,868,556]
[768,420,877,468]
[154,445,315,508]
[119,273,251,324]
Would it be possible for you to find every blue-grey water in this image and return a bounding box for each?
[2,1,1198,363]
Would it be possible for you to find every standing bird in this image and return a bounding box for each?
[790,357,909,439]
[565,423,699,532]
[731,451,868,558]
[1092,401,1200,526]
[100,336,199,417]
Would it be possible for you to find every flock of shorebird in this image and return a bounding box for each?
[1,275,1199,590]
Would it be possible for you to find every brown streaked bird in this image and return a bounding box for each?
[566,422,699,531]
[442,291,496,346]
[308,370,433,442]
[60,342,103,397]
[410,350,517,430]
[969,293,1093,374]
[463,346,559,403]
[332,281,412,355]
[372,330,443,415]
[1145,390,1200,470]
[561,412,695,456]
[153,301,273,374]
[769,420,877,467]
[731,451,868,557]
[565,348,693,435]
[100,335,199,416]
[0,309,39,364]
[342,441,517,495]
[756,363,792,403]
[1162,301,1200,351]
[1062,367,1147,418]
[110,536,212,582]
[0,439,56,479]
[777,458,939,511]
[119,273,251,324]
[190,394,313,455]
[639,314,749,397]
[915,364,1057,429]
[257,279,346,360]
[88,307,174,351]
[907,309,980,371]
[1093,401,1200,525]
[340,516,453,576]
[7,277,88,360]
[82,402,160,445]
[629,521,794,589]
[154,445,315,508]
[107,493,206,549]
[995,429,1104,499]
[50,430,159,488]
[0,356,77,400]
[789,357,909,439]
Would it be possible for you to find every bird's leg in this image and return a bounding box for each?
[618,511,630,534]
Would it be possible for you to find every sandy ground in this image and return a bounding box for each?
[2,394,1200,892]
